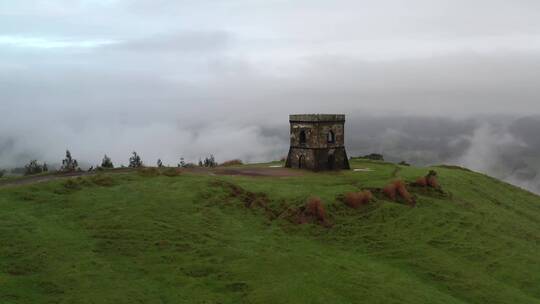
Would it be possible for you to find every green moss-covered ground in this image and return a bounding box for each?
[1,160,539,303]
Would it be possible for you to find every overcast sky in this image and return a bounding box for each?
[1,0,540,190]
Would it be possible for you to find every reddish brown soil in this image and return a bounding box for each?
[211,167,304,177]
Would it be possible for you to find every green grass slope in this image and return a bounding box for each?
[0,160,539,304]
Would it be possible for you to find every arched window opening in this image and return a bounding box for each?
[298,155,305,169]
[327,131,335,144]
[299,130,307,144]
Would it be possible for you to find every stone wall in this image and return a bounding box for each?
[286,147,350,171]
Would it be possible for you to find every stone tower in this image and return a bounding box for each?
[285,114,350,171]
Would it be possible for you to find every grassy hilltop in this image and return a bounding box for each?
[0,159,539,304]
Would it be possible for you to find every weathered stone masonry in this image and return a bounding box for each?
[285,114,350,171]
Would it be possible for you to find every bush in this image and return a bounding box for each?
[0,169,5,178]
[129,152,143,168]
[305,197,327,222]
[24,160,46,176]
[426,170,439,188]
[61,150,79,172]
[427,176,439,188]
[383,180,414,205]
[138,167,160,177]
[358,153,384,161]
[178,157,196,168]
[414,170,440,189]
[344,190,373,208]
[101,155,114,168]
[89,174,114,187]
[220,159,243,167]
[415,177,428,187]
[162,168,181,177]
[63,178,82,190]
[199,155,217,168]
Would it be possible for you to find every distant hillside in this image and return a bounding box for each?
[0,160,539,303]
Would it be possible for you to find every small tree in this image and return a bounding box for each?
[25,160,45,175]
[43,163,48,172]
[178,157,196,168]
[0,169,5,178]
[129,151,143,168]
[101,154,114,168]
[157,159,164,168]
[61,150,79,172]
[203,155,217,168]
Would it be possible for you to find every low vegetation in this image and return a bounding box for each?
[24,160,48,175]
[199,155,218,168]
[101,154,114,169]
[383,179,415,206]
[220,159,244,167]
[0,159,539,303]
[129,151,143,168]
[354,153,384,161]
[60,150,79,172]
[343,190,373,208]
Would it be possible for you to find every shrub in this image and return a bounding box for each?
[427,176,439,188]
[383,183,397,201]
[414,170,440,189]
[101,154,114,168]
[398,161,411,166]
[394,180,412,203]
[220,159,243,167]
[426,170,439,188]
[61,150,79,172]
[162,168,181,177]
[305,197,327,222]
[384,180,414,205]
[90,174,114,187]
[358,153,384,161]
[205,155,217,168]
[415,177,428,187]
[63,178,82,190]
[24,160,45,176]
[0,169,5,178]
[344,190,373,208]
[129,152,143,168]
[138,167,160,177]
[178,157,196,168]
[199,155,217,168]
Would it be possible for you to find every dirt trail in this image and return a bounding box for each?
[212,167,304,177]
[0,171,98,187]
[0,166,303,188]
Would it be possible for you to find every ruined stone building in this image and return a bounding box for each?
[285,114,350,171]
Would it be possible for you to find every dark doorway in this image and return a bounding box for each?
[298,155,305,169]
[328,154,335,170]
